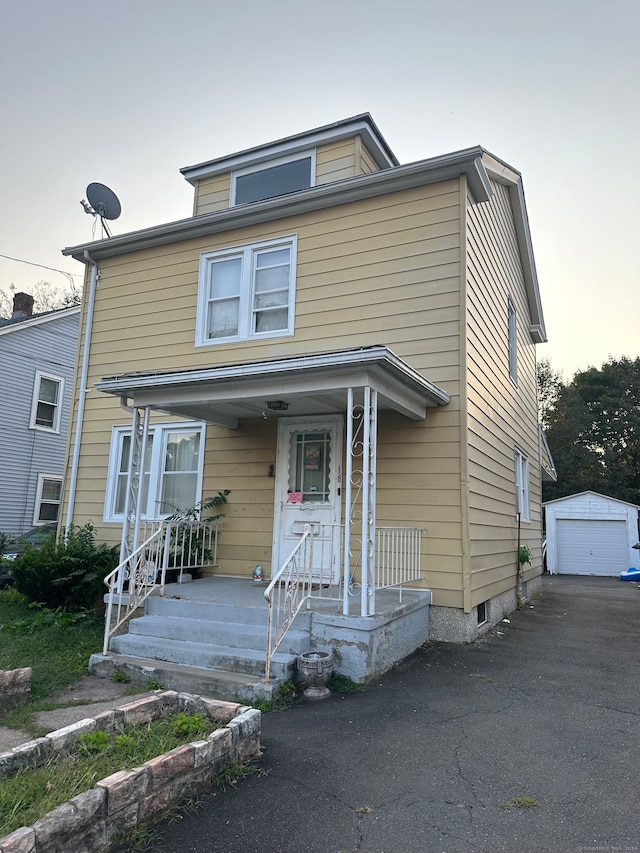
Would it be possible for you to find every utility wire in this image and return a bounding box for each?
[0,253,82,289]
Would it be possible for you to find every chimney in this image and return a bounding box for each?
[11,292,34,320]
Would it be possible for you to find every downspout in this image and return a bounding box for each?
[65,251,99,533]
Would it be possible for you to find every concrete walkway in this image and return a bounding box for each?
[148,575,640,853]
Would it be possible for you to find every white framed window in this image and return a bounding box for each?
[230,151,315,206]
[507,297,517,384]
[34,475,62,524]
[514,448,530,522]
[104,423,205,522]
[196,236,297,346]
[30,371,64,432]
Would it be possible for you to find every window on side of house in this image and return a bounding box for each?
[30,372,64,432]
[105,423,205,522]
[514,448,530,522]
[196,236,297,346]
[231,152,315,205]
[34,475,62,524]
[507,297,517,384]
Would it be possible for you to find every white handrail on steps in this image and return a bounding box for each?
[102,524,169,654]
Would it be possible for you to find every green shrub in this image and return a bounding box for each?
[10,523,119,611]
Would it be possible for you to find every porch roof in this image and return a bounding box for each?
[95,345,450,429]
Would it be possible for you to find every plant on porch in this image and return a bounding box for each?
[163,491,230,579]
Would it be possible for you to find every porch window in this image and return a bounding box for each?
[30,372,64,432]
[105,423,205,522]
[514,447,530,522]
[196,236,297,346]
[34,475,62,524]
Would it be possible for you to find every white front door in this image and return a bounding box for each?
[272,415,343,582]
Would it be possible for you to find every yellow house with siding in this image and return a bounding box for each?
[62,115,548,691]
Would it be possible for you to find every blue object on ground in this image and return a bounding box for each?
[620,567,640,581]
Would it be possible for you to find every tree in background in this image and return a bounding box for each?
[537,357,563,431]
[542,356,640,506]
[0,280,80,318]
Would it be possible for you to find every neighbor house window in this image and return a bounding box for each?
[231,152,315,205]
[507,297,517,384]
[514,448,530,522]
[105,423,205,522]
[34,475,62,524]
[30,372,64,432]
[196,236,297,346]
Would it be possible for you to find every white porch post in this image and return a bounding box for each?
[345,386,378,617]
[119,405,151,572]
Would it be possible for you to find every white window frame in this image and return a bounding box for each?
[230,150,316,206]
[196,235,297,347]
[30,371,64,433]
[104,422,206,523]
[514,448,530,522]
[33,474,63,525]
[507,297,517,385]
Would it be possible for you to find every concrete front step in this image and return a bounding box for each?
[146,596,275,625]
[109,632,296,681]
[89,652,280,704]
[126,614,309,655]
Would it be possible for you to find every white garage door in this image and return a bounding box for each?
[556,518,629,576]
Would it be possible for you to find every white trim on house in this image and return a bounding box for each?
[195,235,298,346]
[103,421,206,523]
[515,447,530,522]
[29,370,64,433]
[230,151,316,206]
[0,304,80,336]
[33,473,63,525]
[180,114,398,183]
[94,346,451,430]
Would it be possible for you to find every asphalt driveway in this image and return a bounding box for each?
[149,575,640,853]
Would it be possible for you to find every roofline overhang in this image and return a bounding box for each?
[180,113,400,182]
[0,304,81,336]
[95,346,450,426]
[62,147,491,264]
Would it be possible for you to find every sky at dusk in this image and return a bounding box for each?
[1,0,637,380]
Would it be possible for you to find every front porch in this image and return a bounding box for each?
[93,574,431,703]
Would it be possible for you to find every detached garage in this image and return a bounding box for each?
[545,491,640,576]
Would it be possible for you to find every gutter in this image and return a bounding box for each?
[65,251,99,532]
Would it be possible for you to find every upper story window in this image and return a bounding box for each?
[514,448,530,522]
[105,423,205,522]
[507,297,517,385]
[30,372,64,432]
[196,236,297,347]
[231,152,315,205]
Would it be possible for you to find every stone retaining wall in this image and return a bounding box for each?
[0,691,261,853]
[0,669,32,713]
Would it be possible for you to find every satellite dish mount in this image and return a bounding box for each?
[81,183,121,238]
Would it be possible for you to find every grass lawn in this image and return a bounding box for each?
[0,590,105,733]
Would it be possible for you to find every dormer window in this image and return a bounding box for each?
[231,152,315,205]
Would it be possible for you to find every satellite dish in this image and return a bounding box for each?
[81,183,121,238]
[86,183,121,220]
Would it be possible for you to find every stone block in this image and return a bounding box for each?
[147,744,195,791]
[45,718,96,752]
[120,696,162,725]
[11,738,52,770]
[32,788,106,848]
[0,826,36,853]
[227,709,261,744]
[201,697,242,721]
[139,784,171,820]
[97,767,150,815]
[92,709,116,731]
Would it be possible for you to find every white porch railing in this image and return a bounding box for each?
[264,523,423,683]
[102,519,222,654]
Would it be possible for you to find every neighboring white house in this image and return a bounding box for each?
[544,491,640,576]
[0,293,80,535]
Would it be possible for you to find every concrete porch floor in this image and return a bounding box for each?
[156,573,428,618]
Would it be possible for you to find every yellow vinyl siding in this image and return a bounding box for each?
[316,139,357,184]
[64,180,466,603]
[358,140,379,175]
[193,174,231,216]
[465,179,542,608]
